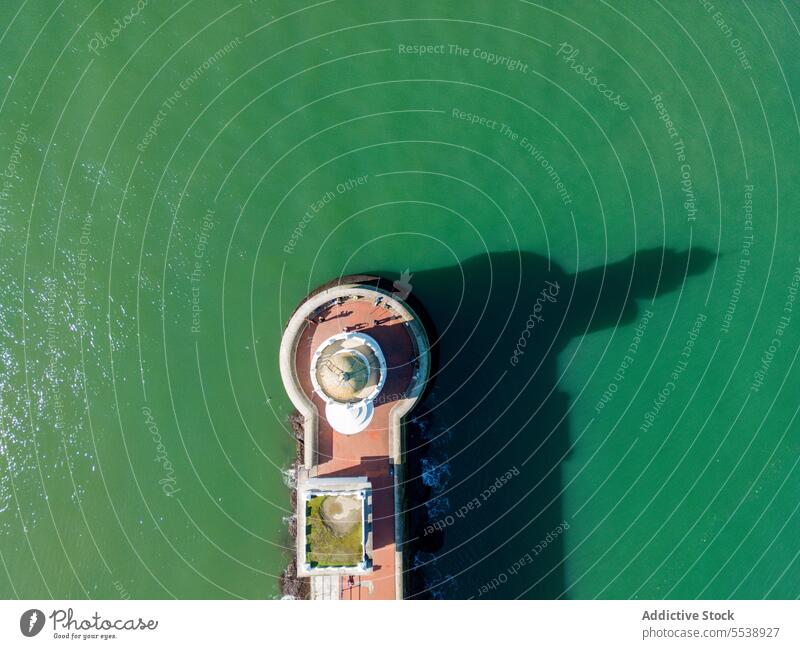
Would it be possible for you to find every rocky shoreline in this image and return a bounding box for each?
[279,412,309,599]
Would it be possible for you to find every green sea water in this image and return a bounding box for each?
[1,0,798,599]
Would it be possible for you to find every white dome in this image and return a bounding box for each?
[325,401,374,435]
[310,332,387,434]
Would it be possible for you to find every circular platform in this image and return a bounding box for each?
[279,278,431,457]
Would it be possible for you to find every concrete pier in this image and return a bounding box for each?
[279,278,430,599]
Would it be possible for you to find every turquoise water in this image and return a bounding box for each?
[0,0,798,598]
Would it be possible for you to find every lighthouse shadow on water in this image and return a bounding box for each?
[375,247,714,599]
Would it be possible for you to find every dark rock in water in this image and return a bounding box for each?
[279,558,309,600]
[281,412,308,598]
[288,412,305,463]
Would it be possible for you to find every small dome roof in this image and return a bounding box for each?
[316,350,371,401]
[310,333,386,423]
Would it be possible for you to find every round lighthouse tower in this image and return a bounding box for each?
[310,332,387,434]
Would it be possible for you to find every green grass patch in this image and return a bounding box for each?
[306,495,364,567]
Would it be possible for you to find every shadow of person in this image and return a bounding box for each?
[373,247,714,599]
